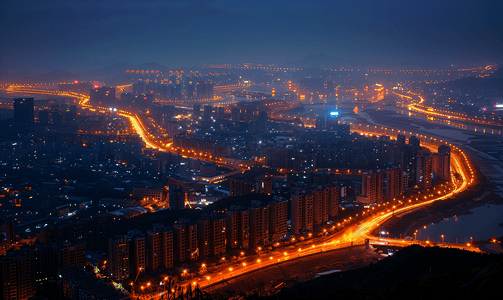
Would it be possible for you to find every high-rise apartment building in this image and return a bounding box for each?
[312,187,329,226]
[225,206,249,251]
[290,187,314,234]
[147,224,172,271]
[173,219,198,263]
[361,171,384,204]
[403,144,421,188]
[231,107,241,121]
[396,134,406,145]
[61,242,86,269]
[108,236,129,281]
[433,145,451,181]
[409,136,420,147]
[127,229,146,276]
[268,197,288,242]
[416,153,432,189]
[197,216,226,261]
[196,81,213,100]
[0,251,36,300]
[249,201,269,249]
[326,184,340,218]
[384,168,403,200]
[217,107,225,119]
[311,184,340,226]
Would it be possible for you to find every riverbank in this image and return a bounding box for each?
[372,182,503,241]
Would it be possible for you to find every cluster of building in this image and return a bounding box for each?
[0,237,90,300]
[0,79,454,300]
[106,195,289,282]
[103,169,347,283]
[89,77,215,109]
[131,73,215,101]
[355,140,450,204]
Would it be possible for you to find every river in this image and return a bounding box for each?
[416,204,503,244]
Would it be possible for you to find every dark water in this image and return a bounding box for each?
[416,204,503,244]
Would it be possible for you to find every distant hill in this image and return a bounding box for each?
[284,53,346,69]
[439,67,503,92]
[489,66,503,78]
[18,69,78,83]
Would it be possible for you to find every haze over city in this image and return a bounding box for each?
[0,1,502,300]
[1,0,503,76]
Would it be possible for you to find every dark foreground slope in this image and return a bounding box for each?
[263,245,502,300]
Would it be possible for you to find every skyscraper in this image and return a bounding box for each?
[416,153,433,189]
[326,184,340,218]
[13,98,34,124]
[384,168,403,200]
[361,171,384,204]
[249,201,269,249]
[268,198,288,242]
[291,186,314,234]
[225,206,249,251]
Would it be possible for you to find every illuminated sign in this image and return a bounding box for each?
[494,104,503,108]
[329,111,339,116]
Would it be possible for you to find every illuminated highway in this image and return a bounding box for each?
[3,85,249,171]
[394,91,501,127]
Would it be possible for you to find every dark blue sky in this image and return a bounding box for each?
[1,0,502,74]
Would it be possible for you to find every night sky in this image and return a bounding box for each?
[1,0,502,74]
